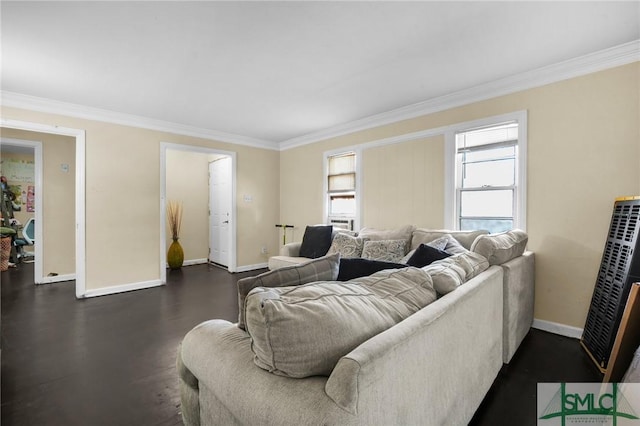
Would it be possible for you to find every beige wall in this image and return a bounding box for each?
[281,62,640,329]
[362,135,445,229]
[0,129,76,276]
[0,108,280,291]
[165,149,211,262]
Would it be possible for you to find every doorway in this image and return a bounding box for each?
[208,156,231,267]
[0,119,86,297]
[159,143,237,283]
[0,138,42,280]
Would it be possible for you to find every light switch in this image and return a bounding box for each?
[61,164,69,172]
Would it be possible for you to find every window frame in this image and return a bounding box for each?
[323,148,362,230]
[444,111,527,232]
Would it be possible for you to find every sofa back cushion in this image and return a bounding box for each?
[470,229,528,265]
[422,251,490,295]
[236,253,340,330]
[358,225,415,243]
[411,229,489,251]
[244,267,436,378]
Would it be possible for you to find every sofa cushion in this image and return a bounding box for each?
[337,258,406,281]
[442,234,470,255]
[358,225,415,243]
[361,239,407,262]
[470,229,528,265]
[237,253,340,330]
[422,261,466,295]
[405,243,451,268]
[299,225,334,259]
[244,267,436,378]
[327,233,368,259]
[267,256,308,270]
[410,229,489,251]
[422,251,490,295]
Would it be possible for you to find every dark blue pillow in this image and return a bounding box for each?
[337,258,407,281]
[298,225,333,259]
[406,243,451,268]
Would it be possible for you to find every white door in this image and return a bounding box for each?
[209,157,231,266]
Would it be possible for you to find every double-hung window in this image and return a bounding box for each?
[451,115,526,234]
[326,151,357,229]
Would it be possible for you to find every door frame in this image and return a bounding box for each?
[159,142,237,283]
[1,118,86,297]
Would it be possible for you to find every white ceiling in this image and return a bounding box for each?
[1,1,639,147]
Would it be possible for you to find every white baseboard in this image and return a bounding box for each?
[37,273,76,284]
[164,258,209,269]
[235,263,268,273]
[183,258,208,266]
[532,318,584,339]
[81,279,163,298]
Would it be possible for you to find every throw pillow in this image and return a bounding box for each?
[442,234,469,255]
[236,253,340,330]
[361,239,407,262]
[245,267,436,378]
[298,225,333,259]
[406,243,451,268]
[327,233,367,259]
[337,258,406,281]
[470,229,528,265]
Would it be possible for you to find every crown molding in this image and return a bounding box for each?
[279,39,640,151]
[0,91,280,151]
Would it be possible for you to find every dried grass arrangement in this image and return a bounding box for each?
[167,201,183,241]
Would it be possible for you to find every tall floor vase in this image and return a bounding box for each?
[167,238,184,270]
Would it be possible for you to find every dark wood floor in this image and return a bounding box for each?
[2,263,602,425]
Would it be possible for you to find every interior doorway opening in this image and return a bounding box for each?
[160,143,237,283]
[0,119,86,297]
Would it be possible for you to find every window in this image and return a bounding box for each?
[326,151,357,228]
[448,113,527,234]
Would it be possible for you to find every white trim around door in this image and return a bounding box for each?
[159,142,237,284]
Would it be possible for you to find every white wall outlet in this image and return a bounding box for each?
[244,195,253,203]
[260,246,268,255]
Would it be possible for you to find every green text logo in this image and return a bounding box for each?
[539,383,639,425]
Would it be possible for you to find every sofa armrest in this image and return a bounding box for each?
[501,251,535,363]
[180,320,351,425]
[325,267,504,424]
[279,242,302,257]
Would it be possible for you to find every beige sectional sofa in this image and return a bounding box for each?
[178,227,535,425]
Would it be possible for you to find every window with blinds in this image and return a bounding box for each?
[327,152,356,218]
[455,122,519,233]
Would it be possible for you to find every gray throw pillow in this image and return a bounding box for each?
[236,253,340,330]
[245,267,436,378]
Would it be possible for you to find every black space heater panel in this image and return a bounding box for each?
[581,197,640,373]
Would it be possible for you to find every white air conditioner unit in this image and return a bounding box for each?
[328,217,354,231]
